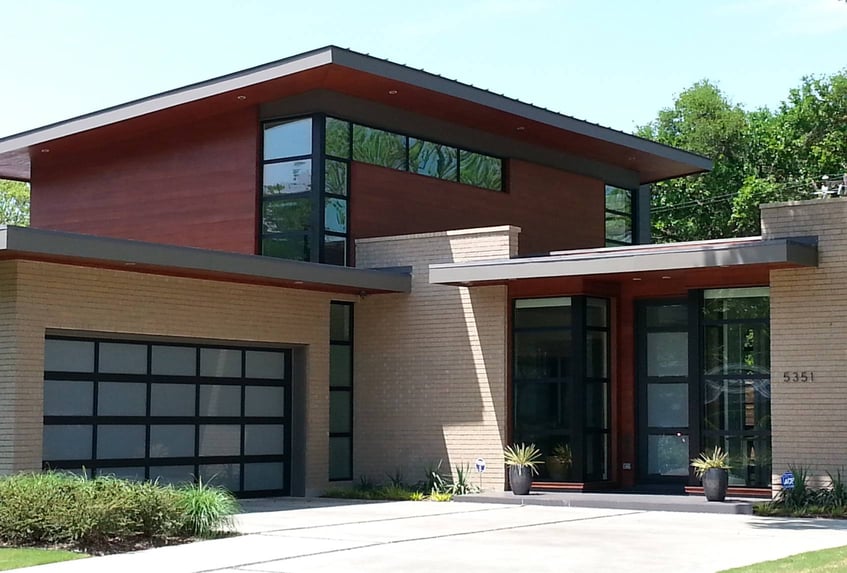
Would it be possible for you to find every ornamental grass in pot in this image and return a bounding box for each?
[504,443,543,495]
[691,446,731,502]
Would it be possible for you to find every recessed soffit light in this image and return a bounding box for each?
[236,95,247,101]
[40,148,50,153]
[632,277,642,281]
[516,126,526,131]
[388,89,398,95]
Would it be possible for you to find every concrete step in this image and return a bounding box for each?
[454,491,757,515]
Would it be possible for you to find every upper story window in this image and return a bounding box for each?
[261,118,314,262]
[605,185,633,247]
[260,115,505,267]
[328,116,503,192]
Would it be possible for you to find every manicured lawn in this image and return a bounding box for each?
[0,547,86,570]
[720,545,847,572]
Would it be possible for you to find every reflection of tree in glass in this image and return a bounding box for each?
[325,198,347,233]
[460,151,502,190]
[325,160,347,196]
[409,140,457,181]
[326,118,350,158]
[263,199,312,233]
[605,187,631,213]
[353,125,406,170]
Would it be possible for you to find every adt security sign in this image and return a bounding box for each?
[781,471,795,490]
[475,458,486,473]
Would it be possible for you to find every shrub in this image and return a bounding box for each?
[754,466,847,518]
[178,479,238,537]
[0,472,238,549]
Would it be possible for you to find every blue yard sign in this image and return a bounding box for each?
[781,471,795,489]
[475,458,486,473]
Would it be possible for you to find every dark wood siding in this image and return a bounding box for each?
[350,159,605,256]
[31,108,259,254]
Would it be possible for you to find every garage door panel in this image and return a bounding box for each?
[44,380,93,416]
[150,425,195,458]
[150,384,195,416]
[97,425,146,459]
[151,346,197,376]
[98,382,147,416]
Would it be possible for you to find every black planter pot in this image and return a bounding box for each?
[702,468,729,502]
[509,466,534,495]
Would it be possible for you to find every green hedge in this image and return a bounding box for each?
[0,472,238,549]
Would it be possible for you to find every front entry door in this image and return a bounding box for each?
[636,300,693,486]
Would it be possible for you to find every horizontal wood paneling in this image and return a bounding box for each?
[31,108,259,254]
[350,159,605,256]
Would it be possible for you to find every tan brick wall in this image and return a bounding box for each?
[762,198,847,487]
[355,226,515,491]
[0,259,355,495]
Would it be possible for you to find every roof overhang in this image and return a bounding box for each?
[0,46,711,184]
[429,236,818,286]
[0,226,411,294]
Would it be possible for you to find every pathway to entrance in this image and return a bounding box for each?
[27,498,847,573]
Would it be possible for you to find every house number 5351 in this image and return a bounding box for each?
[783,371,814,383]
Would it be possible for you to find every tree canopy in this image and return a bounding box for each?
[0,179,30,226]
[640,72,847,242]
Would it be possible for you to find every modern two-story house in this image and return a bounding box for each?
[0,46,839,498]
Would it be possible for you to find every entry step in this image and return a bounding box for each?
[454,491,756,515]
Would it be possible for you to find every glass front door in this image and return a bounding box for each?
[637,300,692,484]
[512,296,610,483]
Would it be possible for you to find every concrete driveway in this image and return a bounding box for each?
[27,498,847,573]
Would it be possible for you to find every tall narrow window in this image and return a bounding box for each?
[702,287,770,487]
[329,302,353,481]
[261,118,313,261]
[605,185,633,247]
[324,118,351,266]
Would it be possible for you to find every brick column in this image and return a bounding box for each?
[355,226,518,492]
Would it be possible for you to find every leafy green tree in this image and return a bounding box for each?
[642,72,847,241]
[0,179,30,226]
[638,81,749,242]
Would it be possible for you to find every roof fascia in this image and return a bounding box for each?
[428,238,818,284]
[0,225,411,293]
[331,48,713,173]
[1,46,710,177]
[0,47,335,154]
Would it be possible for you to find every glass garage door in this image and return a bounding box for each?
[42,336,291,497]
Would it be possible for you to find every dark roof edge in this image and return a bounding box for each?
[0,47,337,153]
[0,45,711,177]
[429,237,817,284]
[0,226,411,293]
[331,48,713,173]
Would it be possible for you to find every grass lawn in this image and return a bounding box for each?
[720,545,847,572]
[0,547,86,570]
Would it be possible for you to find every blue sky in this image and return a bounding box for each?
[1,0,846,137]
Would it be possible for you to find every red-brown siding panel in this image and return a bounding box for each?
[31,108,259,254]
[350,159,604,256]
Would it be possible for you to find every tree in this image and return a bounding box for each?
[0,179,30,226]
[641,72,847,241]
[638,81,749,242]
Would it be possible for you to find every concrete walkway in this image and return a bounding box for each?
[26,498,847,573]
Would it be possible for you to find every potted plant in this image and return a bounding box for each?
[546,443,573,481]
[691,446,731,502]
[504,443,543,495]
